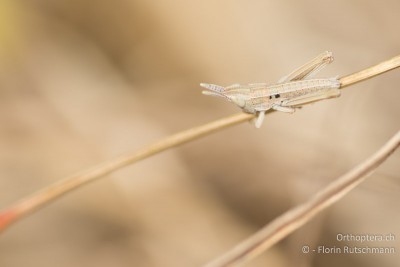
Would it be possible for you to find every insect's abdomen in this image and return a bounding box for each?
[250,78,340,98]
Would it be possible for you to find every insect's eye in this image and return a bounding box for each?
[269,96,272,99]
[276,94,281,98]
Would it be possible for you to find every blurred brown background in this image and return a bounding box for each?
[0,1,399,266]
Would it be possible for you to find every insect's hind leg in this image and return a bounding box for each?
[281,89,341,107]
[278,51,334,83]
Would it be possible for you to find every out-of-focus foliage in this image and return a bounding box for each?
[0,1,399,267]
[0,1,22,60]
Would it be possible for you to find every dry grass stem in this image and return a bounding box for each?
[340,54,400,88]
[0,54,399,233]
[0,112,254,232]
[204,130,400,267]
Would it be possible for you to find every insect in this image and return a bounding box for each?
[200,51,341,128]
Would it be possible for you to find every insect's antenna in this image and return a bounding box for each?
[202,91,231,101]
[200,83,225,93]
[201,90,228,99]
[200,83,230,100]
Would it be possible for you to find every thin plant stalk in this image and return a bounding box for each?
[1,54,399,233]
[204,130,400,267]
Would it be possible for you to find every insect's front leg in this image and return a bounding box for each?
[255,111,265,128]
[254,104,295,128]
[281,88,341,107]
[249,98,273,128]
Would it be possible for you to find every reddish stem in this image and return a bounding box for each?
[0,209,18,232]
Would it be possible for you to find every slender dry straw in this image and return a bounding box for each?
[0,54,399,233]
[340,54,400,88]
[204,130,400,267]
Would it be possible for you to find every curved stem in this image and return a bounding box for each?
[0,112,254,232]
[1,54,399,233]
[204,130,400,267]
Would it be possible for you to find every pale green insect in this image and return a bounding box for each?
[200,51,341,128]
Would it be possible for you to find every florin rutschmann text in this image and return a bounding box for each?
[301,233,396,255]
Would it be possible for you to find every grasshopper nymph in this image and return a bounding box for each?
[200,51,341,128]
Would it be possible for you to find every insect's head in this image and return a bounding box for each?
[229,95,246,108]
[200,83,246,108]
